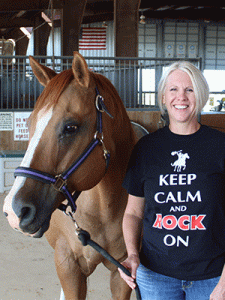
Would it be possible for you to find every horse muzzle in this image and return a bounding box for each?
[4,200,51,238]
[3,185,53,238]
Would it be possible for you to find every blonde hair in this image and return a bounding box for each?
[158,61,209,115]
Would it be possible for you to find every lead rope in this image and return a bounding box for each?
[65,211,141,300]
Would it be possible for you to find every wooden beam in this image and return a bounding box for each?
[61,0,87,56]
[34,13,51,56]
[14,28,29,55]
[143,7,225,22]
[114,0,141,57]
[0,18,34,29]
[82,12,113,24]
[0,0,62,12]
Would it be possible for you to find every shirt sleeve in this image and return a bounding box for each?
[122,137,146,197]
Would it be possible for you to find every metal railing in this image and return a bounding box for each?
[0,56,201,111]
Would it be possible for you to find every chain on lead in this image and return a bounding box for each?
[63,210,82,235]
[99,138,110,160]
[94,131,110,160]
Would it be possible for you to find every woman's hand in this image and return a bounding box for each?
[118,254,140,290]
[119,195,144,289]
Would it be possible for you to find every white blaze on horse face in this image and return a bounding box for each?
[3,108,53,230]
[21,108,53,168]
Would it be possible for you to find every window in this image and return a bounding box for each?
[203,70,225,112]
[138,68,156,107]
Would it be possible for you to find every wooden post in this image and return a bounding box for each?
[14,29,29,56]
[61,0,87,56]
[33,12,51,56]
[114,0,141,108]
[114,0,141,57]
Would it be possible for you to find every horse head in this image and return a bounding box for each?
[3,52,128,238]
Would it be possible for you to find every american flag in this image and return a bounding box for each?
[79,28,106,50]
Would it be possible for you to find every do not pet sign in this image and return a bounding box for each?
[14,112,31,141]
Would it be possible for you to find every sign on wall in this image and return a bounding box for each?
[14,112,31,141]
[164,42,174,58]
[0,112,13,131]
[188,44,197,58]
[176,43,186,58]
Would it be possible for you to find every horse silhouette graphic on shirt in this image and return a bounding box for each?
[171,150,190,172]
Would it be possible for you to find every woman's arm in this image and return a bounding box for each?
[119,194,145,289]
[210,264,225,300]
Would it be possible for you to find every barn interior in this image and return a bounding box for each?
[0,2,224,190]
[1,3,225,299]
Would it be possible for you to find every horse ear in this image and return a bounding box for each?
[72,52,90,88]
[29,56,56,87]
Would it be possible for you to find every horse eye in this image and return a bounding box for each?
[63,124,78,135]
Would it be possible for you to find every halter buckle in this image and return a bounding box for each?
[95,94,113,118]
[96,95,105,113]
[53,175,67,192]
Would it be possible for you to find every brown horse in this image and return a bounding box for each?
[3,52,145,299]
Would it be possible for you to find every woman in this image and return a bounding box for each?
[119,61,225,300]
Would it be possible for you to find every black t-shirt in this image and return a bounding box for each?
[123,125,225,281]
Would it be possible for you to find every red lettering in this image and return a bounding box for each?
[152,214,206,231]
[191,215,206,230]
[153,214,162,229]
[178,215,190,231]
[163,215,177,230]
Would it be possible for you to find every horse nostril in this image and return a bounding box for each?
[21,206,32,218]
[3,212,8,217]
[21,205,35,220]
[12,195,37,230]
[18,205,36,228]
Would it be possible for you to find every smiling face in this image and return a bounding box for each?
[163,69,199,132]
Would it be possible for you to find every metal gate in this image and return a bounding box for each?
[0,55,201,111]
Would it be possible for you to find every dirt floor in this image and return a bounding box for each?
[0,192,136,300]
